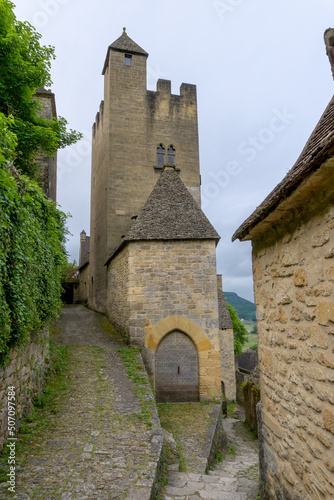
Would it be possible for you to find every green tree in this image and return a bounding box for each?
[227,303,248,356]
[0,0,81,178]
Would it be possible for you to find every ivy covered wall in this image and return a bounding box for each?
[0,167,67,366]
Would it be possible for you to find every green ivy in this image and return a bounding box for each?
[0,167,67,365]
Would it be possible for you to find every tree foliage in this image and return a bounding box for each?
[0,168,68,365]
[0,2,81,365]
[227,303,248,356]
[0,0,82,178]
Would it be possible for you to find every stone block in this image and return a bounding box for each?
[316,429,332,448]
[294,269,308,287]
[323,406,334,434]
[316,351,334,369]
[311,229,330,248]
[317,302,334,325]
[305,325,328,349]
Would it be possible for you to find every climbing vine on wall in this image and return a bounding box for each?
[0,166,67,366]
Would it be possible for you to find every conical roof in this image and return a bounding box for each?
[102,28,148,74]
[109,28,148,56]
[125,166,220,242]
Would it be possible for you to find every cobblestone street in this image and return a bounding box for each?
[0,306,163,500]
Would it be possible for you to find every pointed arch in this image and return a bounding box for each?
[145,315,212,352]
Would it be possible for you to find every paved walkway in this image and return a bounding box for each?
[163,413,259,499]
[0,306,163,500]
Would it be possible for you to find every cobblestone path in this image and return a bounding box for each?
[163,414,259,500]
[0,306,163,500]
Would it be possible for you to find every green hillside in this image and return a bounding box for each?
[224,292,256,322]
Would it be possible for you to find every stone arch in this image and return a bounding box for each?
[155,330,199,402]
[145,315,212,352]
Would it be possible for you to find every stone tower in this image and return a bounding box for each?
[34,88,57,201]
[90,29,201,312]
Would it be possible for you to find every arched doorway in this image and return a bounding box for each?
[155,330,199,402]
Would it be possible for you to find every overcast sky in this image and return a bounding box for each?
[13,0,333,302]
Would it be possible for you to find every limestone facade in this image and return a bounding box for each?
[252,172,334,499]
[234,88,334,497]
[89,30,201,312]
[107,239,222,401]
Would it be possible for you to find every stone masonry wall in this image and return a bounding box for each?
[107,245,130,336]
[78,265,89,304]
[0,332,49,451]
[252,201,334,499]
[220,328,236,400]
[126,239,222,401]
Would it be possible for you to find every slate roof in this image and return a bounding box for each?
[218,290,233,330]
[236,349,258,374]
[233,94,334,242]
[102,29,148,74]
[125,166,220,242]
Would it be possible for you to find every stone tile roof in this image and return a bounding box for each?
[103,29,148,74]
[125,166,220,242]
[233,95,334,242]
[236,349,258,373]
[218,290,233,330]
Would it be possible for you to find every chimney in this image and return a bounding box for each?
[324,28,334,80]
[79,230,90,267]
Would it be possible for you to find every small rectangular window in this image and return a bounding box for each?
[125,54,132,66]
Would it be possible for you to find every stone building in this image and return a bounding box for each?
[34,88,57,201]
[78,230,90,303]
[89,28,201,313]
[80,29,236,402]
[233,30,334,499]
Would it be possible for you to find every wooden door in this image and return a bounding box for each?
[155,330,199,402]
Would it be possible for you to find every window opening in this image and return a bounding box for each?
[157,144,165,168]
[125,54,132,66]
[167,145,175,166]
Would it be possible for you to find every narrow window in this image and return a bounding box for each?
[157,144,165,168]
[125,54,132,66]
[167,145,175,166]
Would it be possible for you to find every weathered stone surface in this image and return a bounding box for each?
[248,167,334,499]
[107,239,230,401]
[0,331,49,452]
[0,306,163,499]
[162,408,259,500]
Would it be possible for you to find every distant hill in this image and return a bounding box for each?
[224,292,256,322]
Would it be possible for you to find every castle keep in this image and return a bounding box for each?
[80,30,236,402]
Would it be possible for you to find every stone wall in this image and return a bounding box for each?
[0,332,49,451]
[252,194,334,498]
[107,245,130,336]
[220,328,236,400]
[78,264,90,304]
[107,239,222,401]
[243,367,260,436]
